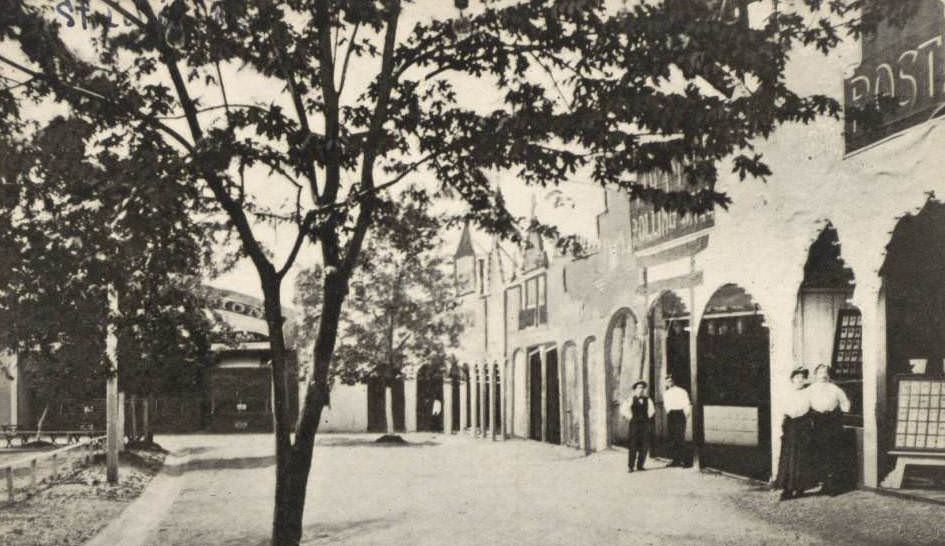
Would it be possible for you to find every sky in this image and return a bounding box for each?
[3,0,610,307]
[3,0,852,308]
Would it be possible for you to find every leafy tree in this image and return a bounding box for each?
[0,0,918,543]
[295,196,462,434]
[0,115,224,431]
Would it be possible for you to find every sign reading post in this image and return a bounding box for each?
[843,1,945,153]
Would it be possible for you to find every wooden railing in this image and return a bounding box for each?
[1,426,104,448]
[2,435,106,504]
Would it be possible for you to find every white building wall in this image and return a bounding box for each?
[691,6,945,483]
[318,382,369,432]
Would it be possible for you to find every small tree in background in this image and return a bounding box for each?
[296,195,462,436]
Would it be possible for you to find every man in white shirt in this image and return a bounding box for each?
[663,375,692,467]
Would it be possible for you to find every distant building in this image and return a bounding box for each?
[0,287,300,434]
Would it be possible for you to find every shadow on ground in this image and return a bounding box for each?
[315,437,439,448]
[163,454,276,475]
[229,518,394,546]
[170,446,216,458]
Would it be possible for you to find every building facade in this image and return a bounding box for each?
[445,0,945,489]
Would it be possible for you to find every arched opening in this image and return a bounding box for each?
[493,363,502,434]
[482,365,491,435]
[562,342,581,449]
[528,349,543,441]
[882,200,945,481]
[450,365,461,433]
[462,364,471,432]
[604,309,642,447]
[416,363,445,432]
[545,347,561,444]
[583,336,604,451]
[648,291,690,449]
[697,284,771,480]
[472,365,481,434]
[795,223,860,484]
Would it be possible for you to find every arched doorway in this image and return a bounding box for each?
[463,364,471,432]
[648,291,690,446]
[493,363,502,434]
[528,350,543,441]
[545,347,561,444]
[882,200,945,474]
[562,342,581,449]
[416,363,445,432]
[796,222,859,487]
[697,284,771,480]
[604,309,642,447]
[450,365,461,433]
[583,336,604,451]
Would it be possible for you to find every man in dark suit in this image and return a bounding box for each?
[622,380,655,472]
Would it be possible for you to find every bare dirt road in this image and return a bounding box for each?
[89,433,943,546]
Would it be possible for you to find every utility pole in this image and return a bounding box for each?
[106,285,120,484]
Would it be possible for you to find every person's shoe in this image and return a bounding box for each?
[628,468,634,473]
[637,466,646,471]
[779,489,793,501]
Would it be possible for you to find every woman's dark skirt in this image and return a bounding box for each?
[811,409,845,490]
[775,413,816,492]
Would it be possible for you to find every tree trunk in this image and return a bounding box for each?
[385,385,394,435]
[271,273,346,546]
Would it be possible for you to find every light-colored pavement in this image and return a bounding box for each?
[89,433,945,546]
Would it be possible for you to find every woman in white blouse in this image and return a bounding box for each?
[775,367,816,500]
[809,364,851,495]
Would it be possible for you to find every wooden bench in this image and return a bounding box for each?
[881,451,945,489]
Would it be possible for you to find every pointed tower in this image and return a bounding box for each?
[454,220,477,295]
[522,194,547,273]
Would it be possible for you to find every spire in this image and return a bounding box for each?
[454,219,476,259]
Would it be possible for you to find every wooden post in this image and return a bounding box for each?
[130,395,138,442]
[106,285,120,484]
[51,453,58,479]
[30,459,36,489]
[142,397,151,443]
[6,467,13,503]
[688,260,701,470]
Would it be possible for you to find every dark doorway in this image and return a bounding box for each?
[451,373,461,432]
[529,352,542,441]
[493,364,502,432]
[545,348,561,445]
[464,366,471,430]
[483,370,491,433]
[697,285,771,480]
[416,365,444,432]
[367,379,406,433]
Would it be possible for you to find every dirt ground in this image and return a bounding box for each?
[89,433,945,546]
[0,449,165,546]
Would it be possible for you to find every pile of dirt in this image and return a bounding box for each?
[374,434,408,444]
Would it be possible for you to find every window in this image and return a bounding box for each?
[519,274,548,329]
[831,308,863,427]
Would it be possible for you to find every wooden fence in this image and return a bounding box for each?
[2,435,106,504]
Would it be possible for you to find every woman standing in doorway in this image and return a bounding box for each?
[809,363,851,495]
[775,367,815,500]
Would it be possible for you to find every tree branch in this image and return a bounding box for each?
[0,54,194,151]
[336,22,360,96]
